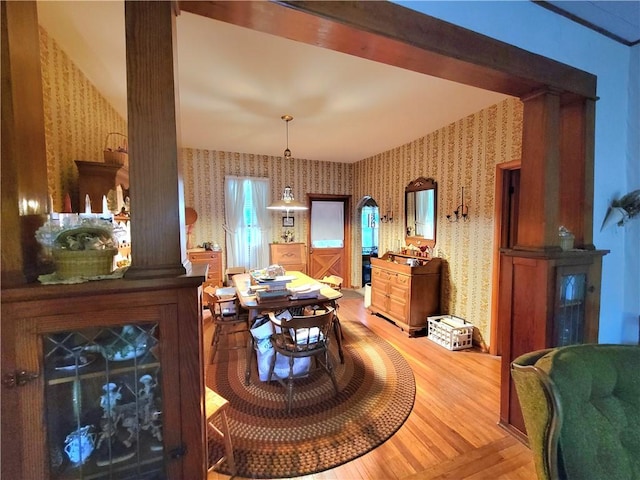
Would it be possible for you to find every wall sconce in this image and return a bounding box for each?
[447,186,470,222]
[380,204,394,223]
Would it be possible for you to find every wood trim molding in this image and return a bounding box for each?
[180,1,597,101]
[490,160,521,356]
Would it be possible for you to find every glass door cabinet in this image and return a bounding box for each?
[498,249,608,440]
[2,280,206,480]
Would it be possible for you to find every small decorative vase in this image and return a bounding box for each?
[63,425,95,464]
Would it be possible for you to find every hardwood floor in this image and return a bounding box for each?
[206,293,536,480]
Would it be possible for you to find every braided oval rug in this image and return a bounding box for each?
[206,319,416,478]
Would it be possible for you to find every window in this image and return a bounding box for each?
[310,201,344,248]
[224,177,271,270]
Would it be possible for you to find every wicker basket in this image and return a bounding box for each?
[53,226,117,279]
[53,248,117,279]
[103,132,128,166]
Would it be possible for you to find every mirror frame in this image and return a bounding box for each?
[405,177,437,249]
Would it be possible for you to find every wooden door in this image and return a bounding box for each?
[308,195,351,286]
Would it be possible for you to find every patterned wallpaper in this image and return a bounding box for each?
[182,149,353,252]
[39,24,523,346]
[39,26,127,213]
[353,98,523,344]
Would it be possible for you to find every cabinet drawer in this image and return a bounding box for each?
[372,267,392,284]
[270,243,304,265]
[281,263,307,274]
[188,251,221,263]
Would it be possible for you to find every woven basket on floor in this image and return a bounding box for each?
[53,248,117,279]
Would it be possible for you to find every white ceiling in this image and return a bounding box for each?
[36,1,508,164]
[541,1,640,45]
[36,1,638,164]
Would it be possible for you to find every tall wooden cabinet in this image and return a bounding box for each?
[187,249,223,286]
[369,254,442,336]
[1,277,205,479]
[498,249,608,439]
[270,243,307,274]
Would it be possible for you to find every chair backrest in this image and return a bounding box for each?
[207,286,240,320]
[225,266,246,286]
[203,284,221,310]
[269,307,335,353]
[511,344,640,480]
[320,275,343,290]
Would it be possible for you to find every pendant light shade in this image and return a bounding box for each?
[282,114,293,159]
[268,185,307,211]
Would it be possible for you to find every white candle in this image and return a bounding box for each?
[102,195,109,214]
[85,194,92,214]
[116,185,124,213]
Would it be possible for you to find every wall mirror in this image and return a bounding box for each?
[405,177,437,248]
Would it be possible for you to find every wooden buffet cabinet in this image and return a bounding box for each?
[270,243,307,274]
[369,253,442,336]
[187,249,223,286]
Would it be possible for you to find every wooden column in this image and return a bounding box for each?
[516,89,561,250]
[123,1,187,279]
[499,88,605,438]
[559,97,596,249]
[1,1,49,285]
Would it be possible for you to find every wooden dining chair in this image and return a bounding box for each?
[267,307,339,413]
[319,275,343,291]
[206,286,250,364]
[205,386,236,475]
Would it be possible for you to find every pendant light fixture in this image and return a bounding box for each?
[268,115,307,212]
[282,114,293,159]
[268,185,308,212]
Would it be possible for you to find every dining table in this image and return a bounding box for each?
[232,271,344,385]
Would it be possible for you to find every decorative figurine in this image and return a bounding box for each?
[100,382,122,419]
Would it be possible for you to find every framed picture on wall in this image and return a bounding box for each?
[282,216,294,227]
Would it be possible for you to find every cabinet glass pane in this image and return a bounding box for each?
[43,323,165,479]
[556,273,586,346]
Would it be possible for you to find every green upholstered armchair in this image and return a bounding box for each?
[511,344,640,480]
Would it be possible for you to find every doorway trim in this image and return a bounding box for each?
[490,160,521,356]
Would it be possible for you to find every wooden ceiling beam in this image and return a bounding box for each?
[180,0,596,101]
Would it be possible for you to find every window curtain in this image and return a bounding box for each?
[224,176,271,271]
[249,178,271,268]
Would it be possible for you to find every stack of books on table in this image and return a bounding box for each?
[255,277,292,303]
[287,284,320,300]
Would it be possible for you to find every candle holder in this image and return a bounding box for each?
[447,187,470,223]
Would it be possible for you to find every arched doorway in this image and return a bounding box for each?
[356,196,379,288]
